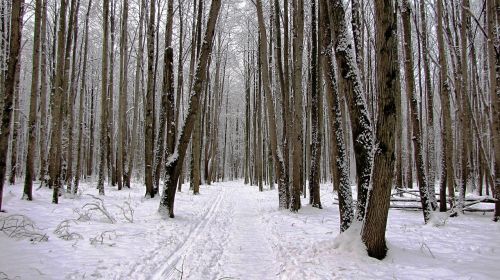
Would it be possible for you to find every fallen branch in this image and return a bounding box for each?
[89,230,117,246]
[0,215,48,243]
[54,219,83,241]
[83,194,116,223]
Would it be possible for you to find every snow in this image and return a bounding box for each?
[1,181,500,279]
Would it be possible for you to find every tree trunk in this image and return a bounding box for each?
[319,0,353,232]
[97,0,110,196]
[38,0,49,182]
[127,0,146,188]
[437,0,455,212]
[290,0,305,212]
[328,0,373,221]
[117,0,128,191]
[159,0,222,218]
[75,0,93,193]
[48,0,69,202]
[255,0,289,209]
[309,0,322,209]
[24,0,44,200]
[0,0,24,211]
[144,0,156,197]
[486,0,500,221]
[362,0,399,260]
[401,0,434,222]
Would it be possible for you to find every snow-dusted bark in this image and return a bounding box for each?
[23,0,44,200]
[290,0,305,212]
[319,0,353,231]
[117,0,128,191]
[0,0,24,210]
[309,0,322,209]
[328,0,373,221]
[144,0,156,198]
[154,0,175,192]
[401,0,434,223]
[255,0,289,210]
[419,0,436,193]
[159,0,222,218]
[97,0,109,196]
[74,0,93,194]
[436,0,455,212]
[362,0,399,260]
[486,0,500,221]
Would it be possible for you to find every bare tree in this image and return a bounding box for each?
[75,0,93,193]
[329,0,373,221]
[144,0,156,197]
[309,0,322,209]
[0,0,24,211]
[98,0,110,195]
[362,0,399,260]
[48,0,69,202]
[159,0,222,218]
[436,0,454,212]
[23,0,44,200]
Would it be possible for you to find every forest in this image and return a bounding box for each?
[0,0,499,279]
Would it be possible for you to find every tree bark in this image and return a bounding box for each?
[328,0,373,221]
[401,0,434,223]
[319,0,353,232]
[159,0,222,218]
[255,0,289,209]
[144,0,156,197]
[290,0,305,212]
[75,0,93,193]
[362,0,399,260]
[24,0,44,201]
[48,0,69,202]
[437,0,455,212]
[309,0,322,208]
[0,0,24,211]
[97,0,110,196]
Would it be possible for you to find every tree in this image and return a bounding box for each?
[98,0,110,196]
[116,0,129,191]
[74,0,93,193]
[159,0,222,218]
[23,0,44,200]
[290,0,305,212]
[401,0,434,222]
[255,0,289,209]
[361,0,399,259]
[154,0,175,192]
[319,0,353,232]
[48,0,69,203]
[144,0,156,197]
[309,0,322,209]
[328,0,373,221]
[0,0,24,211]
[436,0,454,212]
[486,0,500,221]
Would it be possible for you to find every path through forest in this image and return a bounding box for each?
[2,181,499,279]
[152,184,279,279]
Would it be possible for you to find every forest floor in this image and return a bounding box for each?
[1,180,499,279]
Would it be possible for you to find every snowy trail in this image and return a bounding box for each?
[151,183,279,280]
[216,185,279,279]
[151,186,226,279]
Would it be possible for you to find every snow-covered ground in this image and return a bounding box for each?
[1,181,499,279]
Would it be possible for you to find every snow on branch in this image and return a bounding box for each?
[82,194,116,223]
[0,214,48,243]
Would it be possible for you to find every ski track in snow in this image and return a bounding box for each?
[151,186,226,279]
